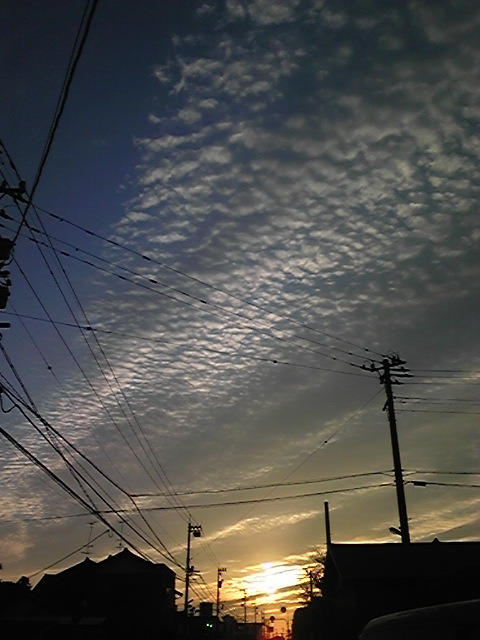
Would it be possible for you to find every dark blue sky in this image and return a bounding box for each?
[2,1,201,226]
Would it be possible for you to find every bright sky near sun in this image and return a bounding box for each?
[245,564,304,598]
[0,0,479,621]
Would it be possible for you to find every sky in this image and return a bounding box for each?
[0,0,479,624]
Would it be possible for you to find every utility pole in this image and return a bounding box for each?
[216,566,226,618]
[324,500,332,546]
[365,354,411,543]
[242,589,247,623]
[184,521,202,616]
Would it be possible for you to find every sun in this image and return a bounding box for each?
[245,563,302,597]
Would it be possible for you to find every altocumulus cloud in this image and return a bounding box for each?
[86,0,479,521]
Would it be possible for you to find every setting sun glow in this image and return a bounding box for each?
[245,563,302,597]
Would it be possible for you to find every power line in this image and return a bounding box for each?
[395,396,480,404]
[0,482,396,518]
[406,480,480,489]
[35,205,383,359]
[397,409,480,415]
[126,483,396,511]
[2,309,371,378]
[19,219,190,518]
[28,528,111,579]
[0,420,158,564]
[10,0,99,243]
[6,202,201,530]
[205,388,384,548]
[4,9,187,536]
[409,369,480,374]
[5,214,215,564]
[131,470,393,498]
[20,228,368,370]
[0,381,182,567]
[405,469,480,476]
[4,218,378,392]
[400,380,480,386]
[7,470,476,524]
[4,305,137,495]
[11,255,195,523]
[407,374,479,380]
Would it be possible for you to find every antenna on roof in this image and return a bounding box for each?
[116,523,124,550]
[82,522,95,556]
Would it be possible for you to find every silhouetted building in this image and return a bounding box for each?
[33,548,176,639]
[183,601,217,640]
[235,621,263,640]
[0,577,32,616]
[293,541,480,640]
[0,575,107,639]
[199,601,214,617]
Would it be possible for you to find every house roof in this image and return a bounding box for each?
[34,557,96,591]
[34,548,174,595]
[95,548,173,575]
[326,541,480,583]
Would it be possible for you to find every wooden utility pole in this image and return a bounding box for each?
[366,354,411,544]
[382,357,411,543]
[216,566,226,617]
[184,521,202,615]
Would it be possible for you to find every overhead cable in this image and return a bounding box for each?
[10,0,99,243]
[131,470,393,498]
[36,205,383,358]
[0,382,181,567]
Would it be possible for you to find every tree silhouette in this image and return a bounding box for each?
[16,576,31,591]
[298,552,326,603]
